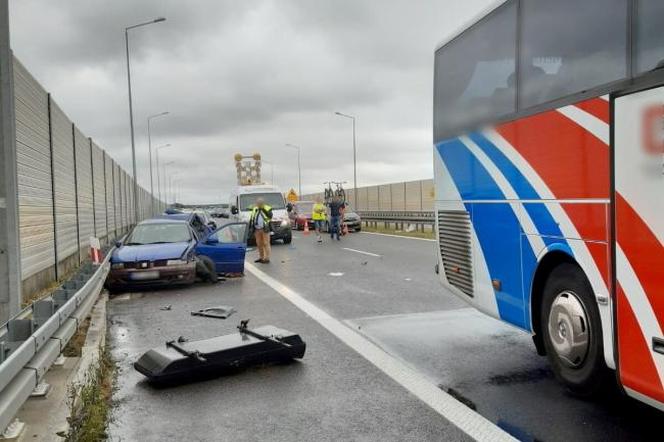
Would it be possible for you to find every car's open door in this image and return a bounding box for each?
[195,223,249,274]
[613,85,664,410]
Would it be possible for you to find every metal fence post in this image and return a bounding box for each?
[46,94,59,280]
[0,0,21,322]
[71,124,81,263]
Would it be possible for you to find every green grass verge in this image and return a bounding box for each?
[63,342,115,442]
[361,224,435,240]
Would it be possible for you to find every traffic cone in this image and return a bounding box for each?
[303,222,310,235]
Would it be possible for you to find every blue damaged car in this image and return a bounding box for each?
[106,218,248,292]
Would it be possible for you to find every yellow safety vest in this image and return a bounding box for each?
[312,203,326,221]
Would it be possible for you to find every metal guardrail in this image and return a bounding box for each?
[0,254,110,434]
[357,211,435,223]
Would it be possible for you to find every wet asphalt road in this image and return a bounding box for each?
[108,230,662,441]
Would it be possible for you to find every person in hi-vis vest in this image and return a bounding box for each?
[249,198,273,263]
[312,197,327,243]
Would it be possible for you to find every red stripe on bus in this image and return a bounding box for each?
[617,285,664,402]
[497,111,611,290]
[497,111,609,199]
[574,98,610,124]
[616,194,664,328]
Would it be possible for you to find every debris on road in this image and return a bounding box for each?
[191,305,236,319]
[134,321,306,384]
[159,304,172,311]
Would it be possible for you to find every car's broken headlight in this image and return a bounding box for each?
[166,259,188,266]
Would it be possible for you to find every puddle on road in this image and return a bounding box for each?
[488,367,554,386]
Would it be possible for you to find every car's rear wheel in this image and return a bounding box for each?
[541,263,609,396]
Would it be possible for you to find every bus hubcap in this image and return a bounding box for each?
[548,291,590,368]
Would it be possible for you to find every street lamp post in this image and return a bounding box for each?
[147,111,169,213]
[334,112,357,208]
[125,17,166,223]
[285,144,301,197]
[164,161,175,204]
[155,143,171,207]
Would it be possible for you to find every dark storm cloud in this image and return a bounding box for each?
[10,0,493,203]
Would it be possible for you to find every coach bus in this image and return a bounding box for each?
[433,0,663,409]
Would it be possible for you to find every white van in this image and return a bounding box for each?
[229,184,292,244]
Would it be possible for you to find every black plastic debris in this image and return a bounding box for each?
[134,320,306,383]
[190,306,236,319]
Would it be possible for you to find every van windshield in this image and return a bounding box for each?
[239,193,286,211]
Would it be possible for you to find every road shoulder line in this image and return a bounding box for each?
[245,262,516,442]
[359,231,436,242]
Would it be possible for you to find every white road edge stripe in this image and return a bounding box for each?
[359,231,436,242]
[342,247,381,257]
[245,262,517,442]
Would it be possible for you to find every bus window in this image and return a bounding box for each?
[635,0,664,73]
[519,0,627,109]
[434,0,516,140]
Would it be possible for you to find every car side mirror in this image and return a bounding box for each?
[231,206,239,215]
[206,236,219,245]
[114,240,122,248]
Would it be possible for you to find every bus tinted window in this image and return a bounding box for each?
[434,1,516,140]
[635,0,664,73]
[519,0,627,108]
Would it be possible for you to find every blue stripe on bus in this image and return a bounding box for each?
[467,133,577,329]
[468,133,568,243]
[436,138,533,329]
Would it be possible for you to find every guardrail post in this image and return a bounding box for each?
[0,0,21,323]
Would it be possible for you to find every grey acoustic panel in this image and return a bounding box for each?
[13,58,55,279]
[104,153,115,238]
[48,99,78,264]
[73,126,93,255]
[91,141,106,238]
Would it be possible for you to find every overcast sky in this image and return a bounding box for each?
[9,0,492,204]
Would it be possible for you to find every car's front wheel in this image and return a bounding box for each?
[541,263,609,396]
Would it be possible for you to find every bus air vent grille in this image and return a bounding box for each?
[437,210,473,297]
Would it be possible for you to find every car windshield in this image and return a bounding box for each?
[295,202,314,215]
[126,223,191,245]
[239,193,286,211]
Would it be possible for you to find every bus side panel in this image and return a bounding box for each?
[614,87,664,408]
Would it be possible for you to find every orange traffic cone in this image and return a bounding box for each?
[303,222,310,235]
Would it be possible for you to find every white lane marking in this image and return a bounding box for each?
[359,231,435,242]
[328,272,344,277]
[342,247,381,257]
[245,262,517,442]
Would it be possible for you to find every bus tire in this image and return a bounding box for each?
[541,262,609,396]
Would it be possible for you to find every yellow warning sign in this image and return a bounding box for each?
[286,189,298,203]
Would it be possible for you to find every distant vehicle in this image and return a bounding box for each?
[432,0,664,408]
[106,218,248,291]
[229,184,292,244]
[292,201,314,230]
[342,204,361,232]
[158,211,215,240]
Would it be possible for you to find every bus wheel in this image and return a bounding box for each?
[541,263,608,396]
